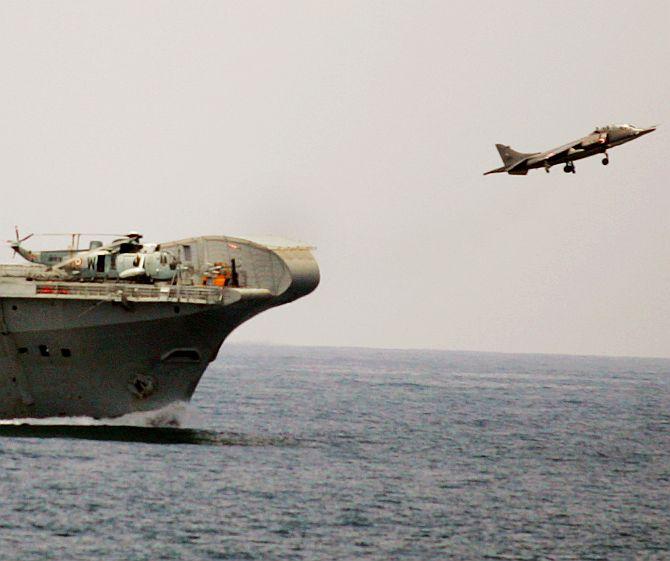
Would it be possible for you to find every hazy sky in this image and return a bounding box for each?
[0,2,668,357]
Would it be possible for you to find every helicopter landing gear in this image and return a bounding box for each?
[563,162,575,174]
[602,153,609,165]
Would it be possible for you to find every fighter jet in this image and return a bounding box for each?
[484,124,656,175]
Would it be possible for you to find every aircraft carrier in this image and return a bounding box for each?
[0,234,319,419]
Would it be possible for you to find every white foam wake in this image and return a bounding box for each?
[0,401,202,428]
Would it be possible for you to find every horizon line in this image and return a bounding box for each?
[225,341,670,362]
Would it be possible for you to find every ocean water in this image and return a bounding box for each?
[0,345,668,560]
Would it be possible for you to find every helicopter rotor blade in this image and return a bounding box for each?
[8,227,20,259]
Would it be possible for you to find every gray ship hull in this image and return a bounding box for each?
[0,236,319,419]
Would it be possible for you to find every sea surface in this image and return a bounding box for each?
[0,345,668,560]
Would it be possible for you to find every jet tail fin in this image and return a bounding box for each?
[495,144,535,168]
[483,144,535,176]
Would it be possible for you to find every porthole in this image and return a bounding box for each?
[38,345,50,357]
[61,348,72,358]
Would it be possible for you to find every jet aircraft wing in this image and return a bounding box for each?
[525,132,609,167]
[525,140,586,167]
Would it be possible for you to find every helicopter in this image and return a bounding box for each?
[7,227,90,266]
[8,228,179,282]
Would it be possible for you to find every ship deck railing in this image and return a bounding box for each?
[32,282,226,304]
[0,264,274,305]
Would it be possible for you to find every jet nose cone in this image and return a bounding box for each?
[637,126,657,136]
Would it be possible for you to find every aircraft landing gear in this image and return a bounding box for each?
[544,164,551,173]
[602,153,609,165]
[563,162,575,174]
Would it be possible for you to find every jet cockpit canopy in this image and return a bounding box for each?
[594,123,638,133]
